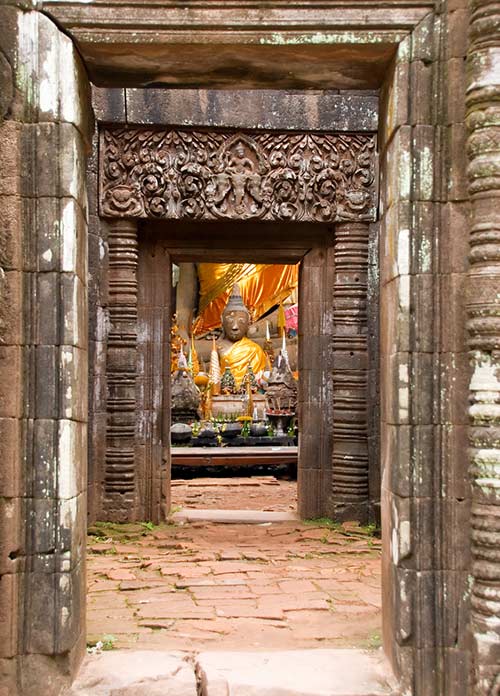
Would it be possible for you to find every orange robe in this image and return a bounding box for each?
[194,263,298,335]
[219,337,267,387]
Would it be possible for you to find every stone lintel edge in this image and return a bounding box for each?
[93,90,379,132]
[39,1,433,38]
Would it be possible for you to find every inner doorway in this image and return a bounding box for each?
[136,220,337,522]
[170,259,300,518]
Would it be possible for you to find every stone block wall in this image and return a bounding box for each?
[0,3,92,693]
[379,3,472,693]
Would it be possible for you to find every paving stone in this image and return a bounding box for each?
[196,649,395,695]
[137,603,215,620]
[68,651,196,695]
[106,569,136,581]
[87,483,382,652]
[138,620,175,630]
[119,580,163,592]
[278,579,317,594]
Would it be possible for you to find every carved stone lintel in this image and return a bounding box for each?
[466,1,500,692]
[99,127,377,223]
[331,221,369,522]
[104,219,138,519]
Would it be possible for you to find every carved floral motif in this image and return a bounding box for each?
[100,128,377,223]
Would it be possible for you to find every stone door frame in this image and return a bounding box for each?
[4,2,479,693]
[103,211,376,524]
[82,7,463,692]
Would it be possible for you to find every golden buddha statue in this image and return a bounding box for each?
[217,284,267,388]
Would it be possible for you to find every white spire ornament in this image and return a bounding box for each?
[178,347,188,370]
[209,337,221,395]
[281,329,290,369]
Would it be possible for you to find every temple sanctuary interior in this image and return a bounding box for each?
[169,262,300,512]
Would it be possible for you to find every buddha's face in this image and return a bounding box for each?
[222,309,250,342]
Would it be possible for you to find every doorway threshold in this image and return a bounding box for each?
[69,648,397,696]
[171,508,299,524]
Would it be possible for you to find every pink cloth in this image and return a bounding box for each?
[285,304,298,332]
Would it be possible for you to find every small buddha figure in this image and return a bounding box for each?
[171,360,201,424]
[217,284,267,388]
[265,352,298,414]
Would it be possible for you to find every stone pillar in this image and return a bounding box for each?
[136,234,172,523]
[298,241,335,518]
[0,5,92,694]
[103,219,139,521]
[466,1,500,692]
[330,222,370,523]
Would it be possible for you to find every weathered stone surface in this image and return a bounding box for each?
[0,195,22,271]
[0,573,19,658]
[0,50,13,121]
[196,649,395,695]
[68,651,196,695]
[40,1,433,89]
[0,120,22,195]
[0,417,22,497]
[0,346,24,417]
[118,88,379,132]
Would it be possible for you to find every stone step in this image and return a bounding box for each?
[67,651,195,695]
[68,649,397,696]
[196,649,397,696]
[171,508,298,524]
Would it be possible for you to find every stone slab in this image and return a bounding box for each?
[67,650,196,695]
[122,89,378,132]
[171,509,298,524]
[196,649,396,696]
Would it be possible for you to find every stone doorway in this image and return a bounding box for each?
[169,255,300,520]
[1,2,482,693]
[96,119,379,527]
[130,218,378,524]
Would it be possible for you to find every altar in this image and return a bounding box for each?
[170,267,299,466]
[171,446,298,469]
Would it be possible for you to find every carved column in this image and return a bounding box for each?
[330,221,369,523]
[104,219,139,520]
[466,1,500,692]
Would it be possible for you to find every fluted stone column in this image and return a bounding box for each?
[466,1,500,692]
[103,219,139,520]
[330,222,370,523]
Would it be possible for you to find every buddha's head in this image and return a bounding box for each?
[222,284,251,342]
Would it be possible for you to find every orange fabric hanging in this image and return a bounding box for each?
[194,263,299,335]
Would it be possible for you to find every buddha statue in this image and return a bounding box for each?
[217,284,267,388]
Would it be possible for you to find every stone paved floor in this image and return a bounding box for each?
[87,477,381,652]
[171,474,297,511]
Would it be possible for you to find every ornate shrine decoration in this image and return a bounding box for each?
[99,127,377,223]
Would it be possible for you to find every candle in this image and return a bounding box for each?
[266,320,270,341]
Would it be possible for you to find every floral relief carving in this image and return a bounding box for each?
[100,127,377,223]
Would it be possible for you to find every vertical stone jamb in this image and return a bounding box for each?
[0,5,92,693]
[298,238,335,519]
[466,1,500,692]
[136,233,171,523]
[104,219,139,520]
[330,221,370,523]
